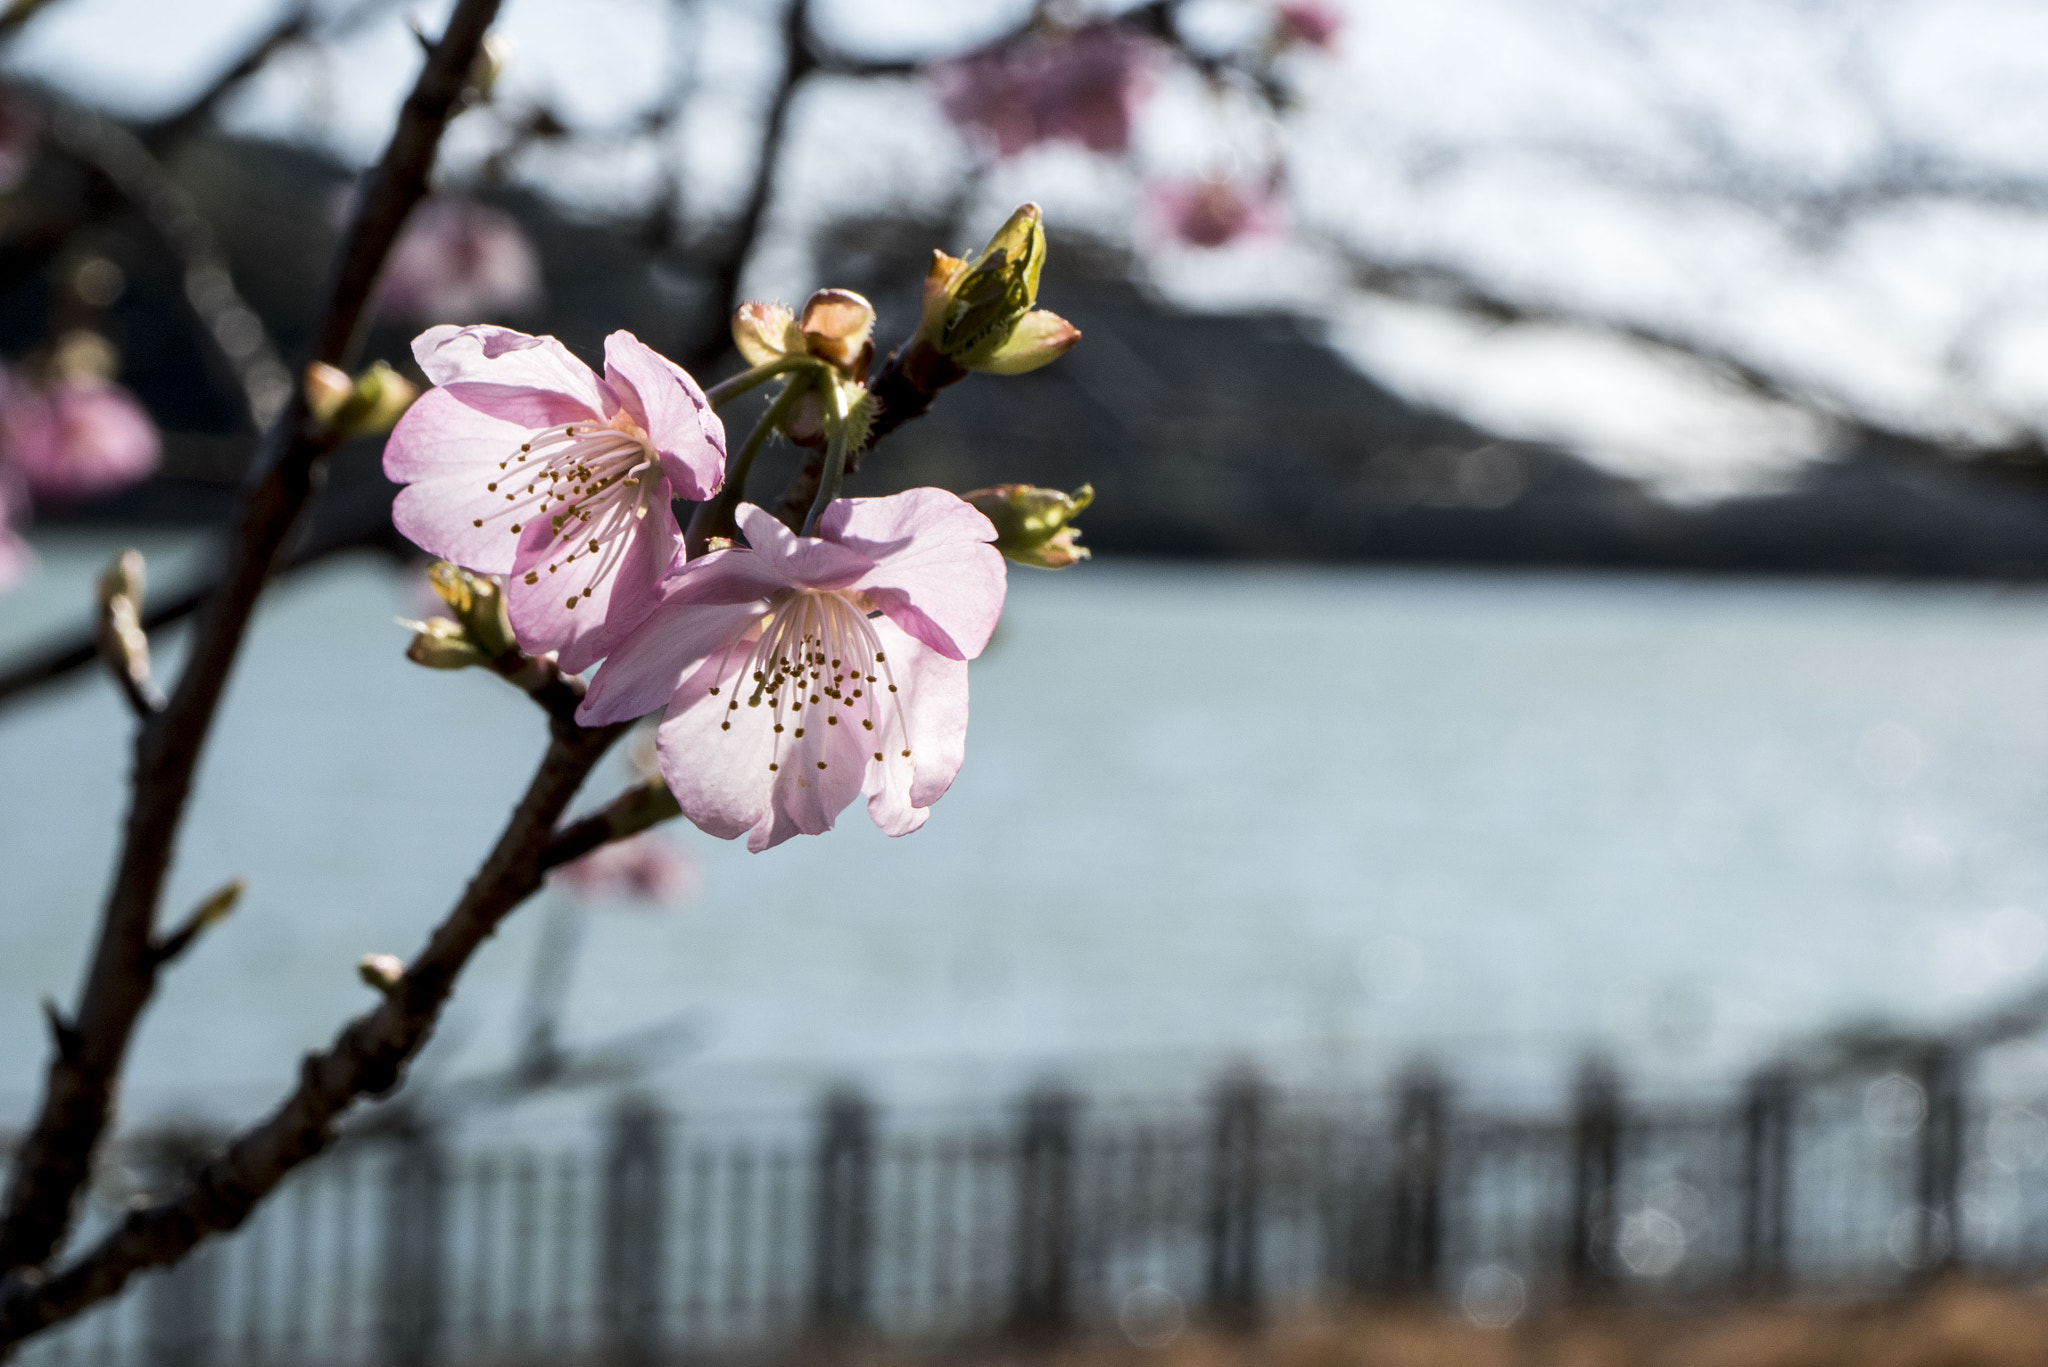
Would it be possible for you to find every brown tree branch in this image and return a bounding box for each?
[538,776,682,872]
[0,713,628,1346]
[685,0,815,371]
[0,0,503,1281]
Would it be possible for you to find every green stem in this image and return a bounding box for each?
[800,381,853,537]
[704,354,816,410]
[686,372,813,554]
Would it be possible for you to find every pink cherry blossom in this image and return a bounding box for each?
[932,23,1161,159]
[1,368,160,503]
[377,198,543,325]
[1149,176,1284,248]
[383,325,727,671]
[1274,1,1343,50]
[577,490,1007,853]
[552,832,698,904]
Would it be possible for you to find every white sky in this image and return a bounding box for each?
[13,0,2048,501]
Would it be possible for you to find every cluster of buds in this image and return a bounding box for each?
[965,483,1093,568]
[400,560,515,671]
[304,360,417,441]
[732,287,878,451]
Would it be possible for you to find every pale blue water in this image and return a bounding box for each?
[7,532,2048,1128]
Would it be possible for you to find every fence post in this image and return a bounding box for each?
[1389,1066,1449,1297]
[379,1118,448,1367]
[1740,1066,1793,1292]
[1205,1070,1263,1330]
[1916,1043,1967,1271]
[601,1096,670,1366]
[808,1087,875,1338]
[143,1130,221,1367]
[1008,1085,1078,1338]
[1566,1059,1622,1294]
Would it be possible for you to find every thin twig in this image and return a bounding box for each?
[0,515,401,711]
[0,0,503,1282]
[538,778,682,873]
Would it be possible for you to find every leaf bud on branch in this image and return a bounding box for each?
[357,954,406,997]
[95,548,162,715]
[303,360,418,441]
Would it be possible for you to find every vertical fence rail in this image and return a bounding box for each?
[808,1089,874,1338]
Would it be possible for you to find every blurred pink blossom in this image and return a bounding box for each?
[1,368,160,502]
[932,24,1161,159]
[552,833,698,904]
[1149,176,1284,248]
[377,198,543,324]
[1274,1,1344,50]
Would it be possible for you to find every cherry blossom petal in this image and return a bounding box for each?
[578,599,764,726]
[735,504,873,588]
[601,331,726,501]
[862,618,970,834]
[825,490,1006,660]
[511,500,686,674]
[657,643,873,853]
[412,324,606,426]
[656,545,798,606]
[385,388,536,571]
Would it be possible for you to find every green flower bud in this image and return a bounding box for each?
[921,205,1081,375]
[424,561,516,658]
[965,483,1094,569]
[402,616,491,670]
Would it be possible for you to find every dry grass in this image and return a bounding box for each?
[898,1282,2048,1367]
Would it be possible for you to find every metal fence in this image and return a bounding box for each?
[23,1049,2048,1366]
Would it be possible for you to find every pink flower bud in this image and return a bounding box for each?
[376,198,543,325]
[1,363,160,503]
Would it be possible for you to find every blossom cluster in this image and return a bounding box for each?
[384,323,1010,852]
[0,332,162,594]
[928,2,1341,251]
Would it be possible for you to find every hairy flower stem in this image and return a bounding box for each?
[703,353,818,410]
[686,372,812,555]
[799,383,853,536]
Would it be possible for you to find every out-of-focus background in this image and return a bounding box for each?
[14,0,2048,1360]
